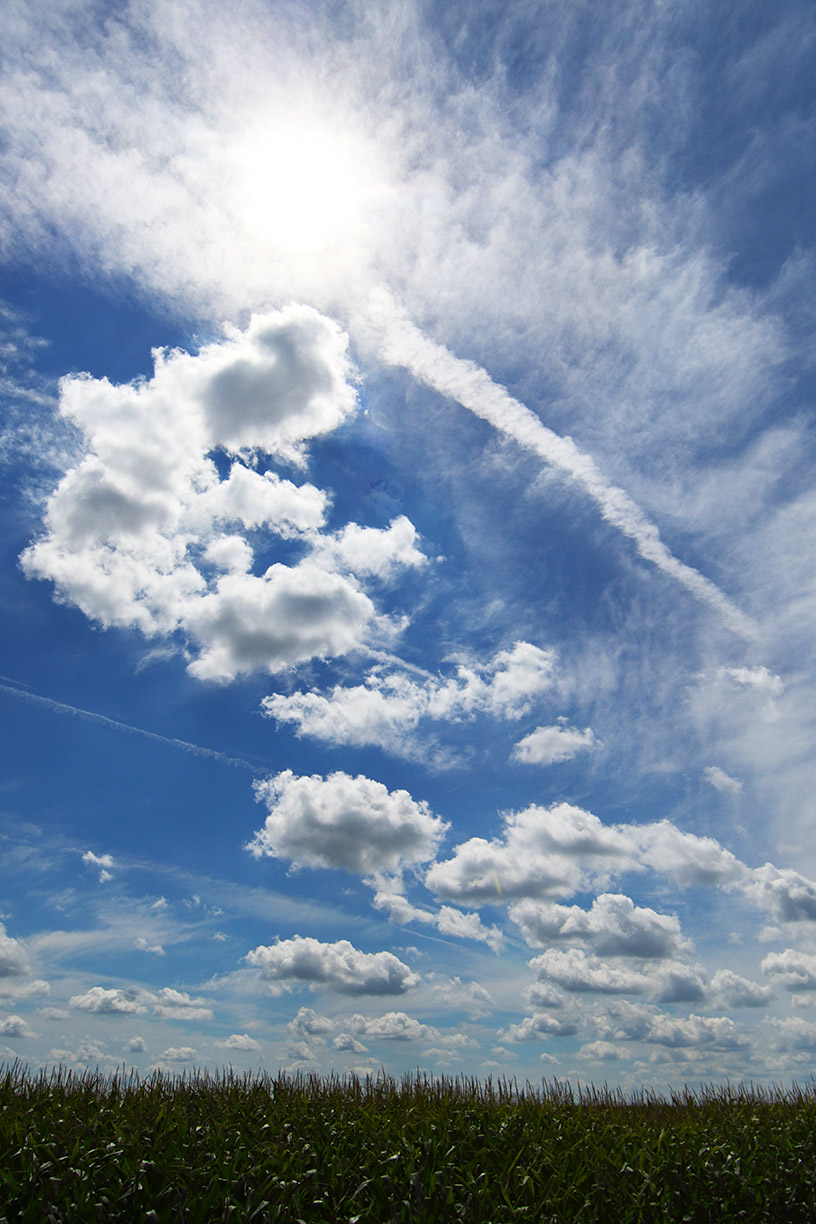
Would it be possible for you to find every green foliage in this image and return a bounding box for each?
[2,1062,816,1222]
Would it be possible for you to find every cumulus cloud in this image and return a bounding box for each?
[529,948,650,996]
[262,641,556,754]
[508,893,690,958]
[709,969,773,1008]
[152,988,213,1021]
[219,1033,262,1051]
[248,770,447,874]
[598,1002,746,1049]
[744,866,816,923]
[511,723,596,766]
[21,307,416,680]
[245,936,419,995]
[425,802,636,905]
[761,949,816,992]
[125,1036,147,1053]
[0,1014,34,1038]
[0,924,28,978]
[69,986,148,1015]
[500,1013,580,1042]
[159,1046,198,1063]
[333,1032,367,1053]
[769,1018,816,1051]
[347,1011,430,1042]
[288,1007,335,1037]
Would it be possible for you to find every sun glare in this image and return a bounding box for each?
[230,117,382,256]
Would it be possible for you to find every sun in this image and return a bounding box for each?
[228,113,384,256]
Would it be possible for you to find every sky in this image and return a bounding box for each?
[1,0,815,1090]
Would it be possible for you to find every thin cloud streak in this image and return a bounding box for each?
[0,680,260,771]
[364,289,756,640]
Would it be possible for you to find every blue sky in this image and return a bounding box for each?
[1,0,815,1087]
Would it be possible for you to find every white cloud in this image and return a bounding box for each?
[761,949,816,992]
[578,1040,623,1061]
[333,1032,367,1053]
[39,1007,70,1021]
[347,1011,430,1042]
[769,1018,816,1051]
[508,893,690,958]
[500,1013,580,1042]
[529,948,650,996]
[152,987,213,1021]
[69,986,148,1015]
[219,1033,262,1051]
[248,770,447,875]
[21,307,411,681]
[709,970,773,1008]
[718,666,784,697]
[744,866,816,923]
[0,923,29,977]
[135,937,166,956]
[245,936,419,995]
[261,640,556,754]
[312,515,428,579]
[126,1036,147,1053]
[511,723,596,766]
[288,1007,335,1037]
[159,1046,198,1063]
[372,890,503,952]
[598,1002,746,1049]
[702,766,743,795]
[425,802,636,905]
[82,851,115,882]
[0,1014,34,1038]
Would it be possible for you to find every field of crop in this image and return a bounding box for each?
[2,1062,816,1222]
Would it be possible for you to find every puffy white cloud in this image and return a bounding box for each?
[744,866,816,923]
[511,723,596,766]
[702,766,743,795]
[69,986,148,1015]
[245,937,419,995]
[769,1018,816,1051]
[347,1011,430,1042]
[598,1002,746,1049]
[500,1013,580,1041]
[761,949,816,991]
[709,969,773,1008]
[159,1046,198,1063]
[152,988,213,1021]
[262,641,556,753]
[21,307,413,681]
[333,1032,367,1053]
[135,937,166,956]
[39,1007,70,1021]
[634,821,744,888]
[529,948,650,996]
[509,893,690,958]
[578,1041,623,1061]
[219,1033,262,1051]
[426,803,635,905]
[125,1036,147,1053]
[0,1014,34,1038]
[248,770,447,874]
[313,515,428,579]
[0,924,28,978]
[184,563,378,682]
[424,976,494,1019]
[288,1007,335,1037]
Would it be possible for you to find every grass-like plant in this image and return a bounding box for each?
[2,1061,816,1221]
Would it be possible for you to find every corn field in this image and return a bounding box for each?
[2,1062,816,1222]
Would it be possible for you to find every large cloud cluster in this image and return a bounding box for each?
[22,307,425,680]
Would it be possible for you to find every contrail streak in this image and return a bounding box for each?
[0,679,261,771]
[364,289,756,639]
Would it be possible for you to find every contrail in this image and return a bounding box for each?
[0,679,261,771]
[364,289,756,640]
